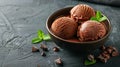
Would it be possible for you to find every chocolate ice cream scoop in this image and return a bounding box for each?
[51,17,78,39]
[78,20,106,41]
[70,4,95,22]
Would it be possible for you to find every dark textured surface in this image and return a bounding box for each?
[0,0,120,67]
[85,0,120,6]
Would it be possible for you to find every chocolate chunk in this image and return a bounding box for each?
[103,51,108,54]
[111,51,119,57]
[55,58,63,65]
[100,45,106,50]
[40,44,48,51]
[101,53,110,60]
[112,47,118,51]
[98,46,119,63]
[106,46,119,56]
[98,54,104,60]
[41,51,46,57]
[53,47,59,52]
[97,55,108,63]
[100,58,108,63]
[107,46,113,49]
[106,48,113,54]
[87,54,94,61]
[32,46,39,52]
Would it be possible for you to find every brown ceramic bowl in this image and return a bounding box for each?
[46,7,111,52]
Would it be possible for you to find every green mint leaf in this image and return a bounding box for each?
[98,16,107,22]
[43,34,51,40]
[32,37,42,44]
[90,11,107,22]
[90,17,98,21]
[84,59,96,66]
[32,29,51,44]
[37,30,44,39]
[96,11,102,20]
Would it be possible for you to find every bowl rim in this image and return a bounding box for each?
[46,7,112,44]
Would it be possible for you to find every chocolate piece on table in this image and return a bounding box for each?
[107,46,114,49]
[53,47,60,52]
[106,48,113,54]
[100,45,106,50]
[87,54,94,61]
[103,51,108,54]
[101,53,110,60]
[55,58,63,65]
[40,44,48,51]
[41,51,46,57]
[100,58,108,63]
[111,51,119,57]
[112,47,118,51]
[97,55,108,63]
[32,46,39,52]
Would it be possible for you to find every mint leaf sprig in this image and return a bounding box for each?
[90,11,107,22]
[32,30,51,44]
[84,59,96,66]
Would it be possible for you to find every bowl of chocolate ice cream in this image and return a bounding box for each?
[46,4,112,52]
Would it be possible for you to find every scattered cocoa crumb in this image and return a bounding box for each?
[55,58,63,65]
[32,46,39,52]
[41,51,46,57]
[40,44,48,51]
[53,47,59,52]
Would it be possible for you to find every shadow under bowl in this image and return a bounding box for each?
[46,7,112,53]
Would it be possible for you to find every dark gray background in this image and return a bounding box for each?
[85,0,120,6]
[0,0,120,67]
